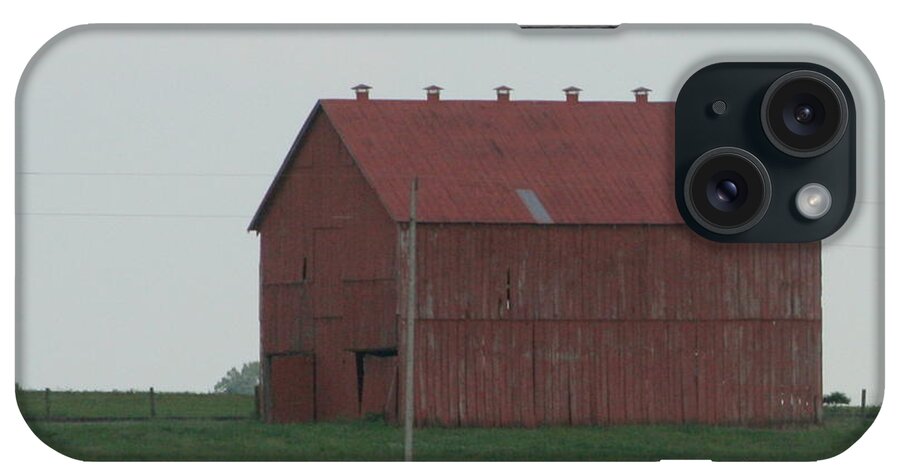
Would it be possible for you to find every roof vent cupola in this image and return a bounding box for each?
[352,84,372,101]
[424,85,444,102]
[632,86,652,104]
[494,85,513,102]
[563,86,582,104]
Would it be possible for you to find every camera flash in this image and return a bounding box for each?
[795,183,832,220]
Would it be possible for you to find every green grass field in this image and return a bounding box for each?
[17,389,255,419]
[17,390,877,461]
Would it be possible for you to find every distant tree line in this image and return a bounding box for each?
[214,361,259,395]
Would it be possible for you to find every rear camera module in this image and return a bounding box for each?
[761,70,849,158]
[684,147,772,235]
[677,63,855,242]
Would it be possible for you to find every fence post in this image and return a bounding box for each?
[150,387,156,418]
[44,388,50,419]
[861,388,867,416]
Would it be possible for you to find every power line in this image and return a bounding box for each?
[17,172,272,177]
[823,243,884,250]
[14,215,887,246]
[12,172,890,204]
[17,212,249,219]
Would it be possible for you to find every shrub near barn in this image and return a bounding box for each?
[214,362,260,395]
[823,392,851,406]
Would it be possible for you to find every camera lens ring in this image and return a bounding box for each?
[684,147,772,235]
[761,70,849,158]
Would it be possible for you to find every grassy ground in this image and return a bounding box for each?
[17,390,877,461]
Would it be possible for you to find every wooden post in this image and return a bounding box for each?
[861,388,867,416]
[403,177,418,462]
[149,387,156,418]
[44,388,50,419]
[254,385,261,419]
[815,395,823,424]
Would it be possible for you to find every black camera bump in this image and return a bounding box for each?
[675,63,856,243]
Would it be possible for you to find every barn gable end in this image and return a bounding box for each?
[255,107,399,423]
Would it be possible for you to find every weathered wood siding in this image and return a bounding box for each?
[397,224,822,426]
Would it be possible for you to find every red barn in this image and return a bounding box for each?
[248,85,822,426]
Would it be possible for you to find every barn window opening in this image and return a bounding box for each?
[365,348,398,357]
[301,257,308,281]
[505,268,512,310]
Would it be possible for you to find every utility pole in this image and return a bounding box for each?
[403,177,418,462]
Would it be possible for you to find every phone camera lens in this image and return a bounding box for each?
[716,180,739,202]
[761,70,848,158]
[684,147,772,235]
[706,173,748,213]
[793,104,815,124]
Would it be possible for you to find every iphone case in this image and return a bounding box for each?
[16,24,884,461]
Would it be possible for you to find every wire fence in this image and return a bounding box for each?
[17,387,259,422]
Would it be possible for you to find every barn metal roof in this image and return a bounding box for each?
[249,98,683,230]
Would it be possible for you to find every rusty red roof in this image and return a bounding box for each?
[249,98,682,230]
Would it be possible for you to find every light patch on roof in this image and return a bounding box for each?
[516,189,553,224]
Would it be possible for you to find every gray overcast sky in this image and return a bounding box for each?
[16,26,882,400]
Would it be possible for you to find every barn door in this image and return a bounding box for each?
[359,354,398,421]
[314,317,359,420]
[268,354,315,423]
